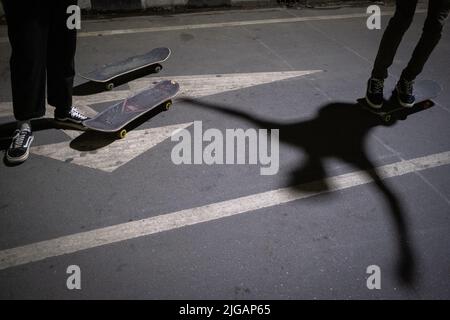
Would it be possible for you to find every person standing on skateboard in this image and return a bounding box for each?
[2,0,89,164]
[366,0,450,109]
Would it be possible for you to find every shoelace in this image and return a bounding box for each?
[13,130,30,148]
[401,80,414,95]
[371,79,384,93]
[69,107,87,120]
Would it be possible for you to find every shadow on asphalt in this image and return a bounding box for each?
[0,103,166,153]
[0,95,434,285]
[0,118,82,166]
[69,103,166,151]
[0,118,85,143]
[74,64,161,96]
[180,96,423,286]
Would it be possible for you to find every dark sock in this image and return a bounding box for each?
[56,106,73,117]
[17,121,31,131]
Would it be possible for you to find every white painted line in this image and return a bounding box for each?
[0,70,319,172]
[84,8,286,23]
[0,10,426,43]
[128,70,321,97]
[54,11,431,38]
[0,150,449,271]
[32,122,193,172]
[0,70,321,118]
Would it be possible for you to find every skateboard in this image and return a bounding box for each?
[358,80,441,123]
[83,80,180,139]
[79,47,171,91]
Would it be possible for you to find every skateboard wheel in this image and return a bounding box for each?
[154,64,162,73]
[383,115,391,123]
[118,129,127,139]
[164,100,172,111]
[106,83,114,91]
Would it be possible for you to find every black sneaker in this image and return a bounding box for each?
[365,78,384,109]
[55,106,89,125]
[394,78,415,108]
[6,126,34,164]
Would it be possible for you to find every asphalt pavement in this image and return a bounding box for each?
[0,4,449,299]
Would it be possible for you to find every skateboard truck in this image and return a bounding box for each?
[79,48,171,92]
[116,99,173,139]
[103,63,163,92]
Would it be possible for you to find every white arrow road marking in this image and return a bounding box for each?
[0,150,449,271]
[0,70,320,171]
[128,70,322,98]
[71,70,321,106]
[0,70,321,117]
[31,122,193,172]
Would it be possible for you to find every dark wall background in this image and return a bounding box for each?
[187,0,232,8]
[88,0,387,12]
[91,0,142,11]
[279,0,387,6]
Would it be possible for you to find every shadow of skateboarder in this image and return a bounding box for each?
[181,96,419,285]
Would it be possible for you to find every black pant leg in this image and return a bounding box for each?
[47,0,78,113]
[401,0,450,81]
[371,0,418,80]
[3,0,49,121]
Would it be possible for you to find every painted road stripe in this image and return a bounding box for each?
[32,122,193,172]
[0,70,320,172]
[0,70,321,118]
[0,10,427,43]
[128,71,321,98]
[0,150,449,271]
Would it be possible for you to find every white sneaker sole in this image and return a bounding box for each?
[365,96,383,109]
[54,117,84,124]
[396,95,414,108]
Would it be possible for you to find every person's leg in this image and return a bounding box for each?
[371,0,418,80]
[366,0,418,109]
[2,0,49,121]
[393,0,450,107]
[47,0,88,125]
[2,0,50,163]
[47,0,77,115]
[400,0,450,81]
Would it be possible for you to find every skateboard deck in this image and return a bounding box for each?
[83,80,180,138]
[79,47,171,90]
[358,80,441,122]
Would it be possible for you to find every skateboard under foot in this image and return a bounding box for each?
[358,80,441,123]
